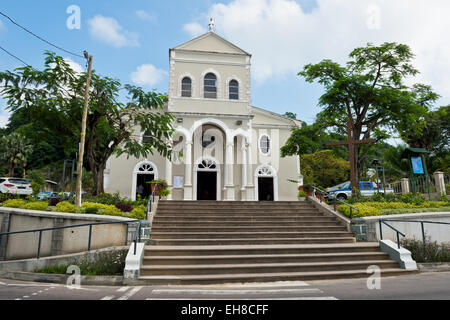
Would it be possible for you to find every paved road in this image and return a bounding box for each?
[0,272,449,301]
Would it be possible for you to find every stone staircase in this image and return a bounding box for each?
[139,201,417,285]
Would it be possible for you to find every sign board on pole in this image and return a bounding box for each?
[411,156,424,174]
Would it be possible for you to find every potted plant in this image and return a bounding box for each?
[159,188,171,200]
[297,190,307,201]
[148,179,168,196]
[303,184,314,196]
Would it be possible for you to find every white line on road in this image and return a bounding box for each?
[150,288,323,296]
[117,286,143,300]
[100,296,115,300]
[146,297,338,300]
[117,287,129,292]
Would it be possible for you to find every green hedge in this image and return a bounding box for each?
[338,201,450,218]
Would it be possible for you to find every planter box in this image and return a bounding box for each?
[297,197,306,201]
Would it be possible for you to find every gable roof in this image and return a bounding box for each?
[251,106,303,128]
[171,31,251,56]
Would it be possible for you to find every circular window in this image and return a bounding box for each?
[259,135,271,155]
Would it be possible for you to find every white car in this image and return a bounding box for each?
[0,177,33,196]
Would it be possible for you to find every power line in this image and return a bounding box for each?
[0,10,85,59]
[0,45,30,66]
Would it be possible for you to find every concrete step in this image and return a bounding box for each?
[150,226,348,233]
[149,237,356,246]
[158,201,312,206]
[137,268,418,285]
[144,243,384,256]
[140,260,400,276]
[143,252,391,265]
[152,221,344,227]
[156,209,322,214]
[150,231,354,240]
[152,216,338,222]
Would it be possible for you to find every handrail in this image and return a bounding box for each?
[145,184,159,220]
[0,219,142,260]
[309,185,360,219]
[379,219,450,250]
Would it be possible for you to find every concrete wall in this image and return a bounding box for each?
[0,207,137,261]
[353,212,450,244]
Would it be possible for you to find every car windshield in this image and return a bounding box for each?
[9,179,30,185]
[328,181,351,191]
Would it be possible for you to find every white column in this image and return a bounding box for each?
[165,157,173,200]
[433,171,446,196]
[184,141,193,200]
[224,141,235,200]
[246,142,255,201]
[241,142,247,189]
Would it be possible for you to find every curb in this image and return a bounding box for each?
[417,262,450,273]
[0,270,125,286]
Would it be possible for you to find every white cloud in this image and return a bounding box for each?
[0,109,10,128]
[190,0,450,99]
[87,15,139,48]
[64,58,84,74]
[131,64,167,88]
[183,22,207,38]
[136,10,157,22]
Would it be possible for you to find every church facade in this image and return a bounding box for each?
[104,29,303,201]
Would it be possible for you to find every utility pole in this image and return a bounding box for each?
[75,51,93,207]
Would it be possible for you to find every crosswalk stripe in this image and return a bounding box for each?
[100,296,115,300]
[117,286,143,300]
[117,287,129,292]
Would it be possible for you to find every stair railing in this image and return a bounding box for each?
[145,184,159,221]
[0,219,142,260]
[309,185,360,219]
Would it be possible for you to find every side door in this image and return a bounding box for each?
[360,182,373,197]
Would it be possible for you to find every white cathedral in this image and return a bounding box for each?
[104,25,303,201]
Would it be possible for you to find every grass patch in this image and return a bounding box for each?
[34,249,127,276]
[401,238,450,263]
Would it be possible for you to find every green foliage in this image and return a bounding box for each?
[0,132,34,177]
[149,179,169,190]
[401,238,450,263]
[34,249,127,276]
[300,150,350,189]
[21,201,49,211]
[81,202,122,216]
[298,42,439,181]
[159,188,171,198]
[400,192,426,205]
[129,205,146,220]
[2,199,27,208]
[26,170,46,197]
[297,190,307,197]
[0,52,175,195]
[338,200,449,217]
[55,201,78,213]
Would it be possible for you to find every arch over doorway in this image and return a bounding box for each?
[193,157,221,201]
[254,164,278,201]
[131,161,159,201]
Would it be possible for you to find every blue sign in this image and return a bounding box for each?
[411,156,424,174]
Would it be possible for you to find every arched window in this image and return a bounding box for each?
[229,80,239,100]
[181,77,192,97]
[204,73,217,99]
[142,130,153,145]
[259,135,271,155]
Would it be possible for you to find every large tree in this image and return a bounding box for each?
[298,42,439,188]
[0,132,33,177]
[0,52,175,195]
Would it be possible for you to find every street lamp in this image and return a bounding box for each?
[372,159,386,194]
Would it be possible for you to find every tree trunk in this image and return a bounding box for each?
[8,163,15,177]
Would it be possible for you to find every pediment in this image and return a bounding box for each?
[173,32,250,56]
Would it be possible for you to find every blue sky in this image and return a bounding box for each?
[1,0,449,135]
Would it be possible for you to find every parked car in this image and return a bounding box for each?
[36,192,59,200]
[0,177,33,196]
[325,181,394,201]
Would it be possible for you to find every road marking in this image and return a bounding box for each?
[117,286,143,300]
[117,287,129,292]
[23,296,30,298]
[100,296,115,300]
[151,288,323,296]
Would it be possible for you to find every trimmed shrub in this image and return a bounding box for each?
[81,202,122,216]
[56,201,78,213]
[2,199,28,208]
[22,201,49,211]
[130,205,146,220]
[401,238,450,263]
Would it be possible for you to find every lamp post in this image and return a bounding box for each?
[372,159,386,194]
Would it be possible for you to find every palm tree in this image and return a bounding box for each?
[0,132,33,177]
